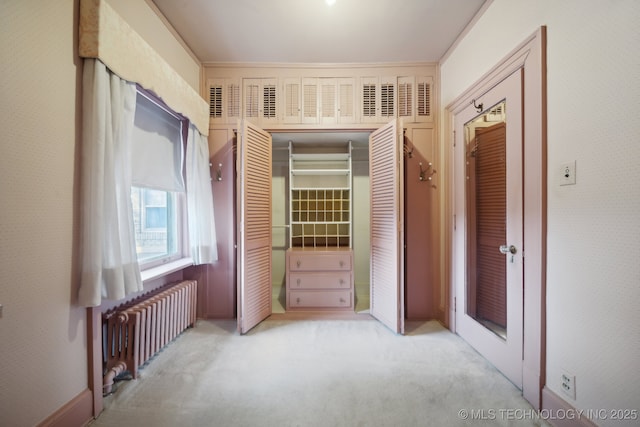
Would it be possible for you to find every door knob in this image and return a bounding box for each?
[499,245,517,255]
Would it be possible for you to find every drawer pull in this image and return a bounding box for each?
[339,297,346,303]
[296,278,301,286]
[296,297,301,304]
[296,260,301,268]
[339,260,344,267]
[339,279,344,285]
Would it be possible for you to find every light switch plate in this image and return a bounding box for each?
[560,161,576,186]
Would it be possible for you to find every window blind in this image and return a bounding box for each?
[132,93,185,192]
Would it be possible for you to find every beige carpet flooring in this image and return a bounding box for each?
[89,318,550,427]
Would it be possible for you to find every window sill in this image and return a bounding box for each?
[141,257,194,283]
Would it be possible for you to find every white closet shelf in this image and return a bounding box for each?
[291,169,350,176]
[290,153,350,161]
[291,186,350,190]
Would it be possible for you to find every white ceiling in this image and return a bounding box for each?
[152,0,486,64]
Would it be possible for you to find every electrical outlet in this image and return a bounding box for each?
[560,161,576,186]
[561,370,576,399]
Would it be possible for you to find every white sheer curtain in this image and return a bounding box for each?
[78,59,143,307]
[186,125,218,264]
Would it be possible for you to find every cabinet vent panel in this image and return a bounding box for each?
[304,84,317,118]
[321,84,336,118]
[398,82,413,117]
[285,83,300,116]
[362,84,376,117]
[339,84,353,117]
[263,85,277,118]
[209,85,223,118]
[418,82,431,117]
[245,84,260,118]
[381,83,395,117]
[228,83,241,118]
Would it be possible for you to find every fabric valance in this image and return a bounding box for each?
[79,0,209,136]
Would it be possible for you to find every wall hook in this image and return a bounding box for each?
[419,162,437,188]
[404,143,414,158]
[472,99,483,113]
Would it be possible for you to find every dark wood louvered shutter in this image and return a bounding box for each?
[468,122,507,328]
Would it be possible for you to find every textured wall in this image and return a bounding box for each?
[0,1,88,425]
[441,0,640,424]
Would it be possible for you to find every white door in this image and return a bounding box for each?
[237,120,272,334]
[454,70,524,387]
[369,119,405,334]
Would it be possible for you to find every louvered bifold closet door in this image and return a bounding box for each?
[369,119,404,334]
[237,120,272,334]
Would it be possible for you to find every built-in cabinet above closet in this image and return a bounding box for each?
[207,70,434,127]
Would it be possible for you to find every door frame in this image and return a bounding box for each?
[444,27,547,408]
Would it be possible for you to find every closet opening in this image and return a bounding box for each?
[237,120,409,334]
[271,131,372,315]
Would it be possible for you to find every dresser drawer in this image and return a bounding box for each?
[288,290,352,309]
[289,272,351,290]
[288,252,352,271]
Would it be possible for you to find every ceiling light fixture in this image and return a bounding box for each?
[325,0,336,6]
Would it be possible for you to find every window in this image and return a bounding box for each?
[131,187,180,264]
[131,90,187,269]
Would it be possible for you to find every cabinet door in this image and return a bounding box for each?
[369,118,404,334]
[319,78,337,125]
[397,76,415,123]
[237,119,272,334]
[243,78,279,125]
[209,78,240,125]
[379,76,396,121]
[337,78,356,123]
[416,76,433,123]
[208,79,224,123]
[360,76,378,123]
[282,78,301,124]
[361,76,397,123]
[301,78,319,124]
